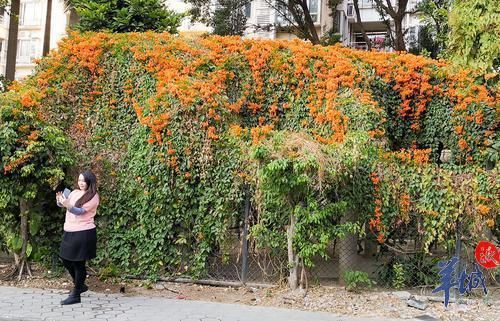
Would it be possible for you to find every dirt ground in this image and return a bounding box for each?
[1,262,499,321]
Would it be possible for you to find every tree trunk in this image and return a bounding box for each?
[19,198,28,266]
[287,213,299,290]
[13,253,20,266]
[353,0,372,50]
[300,0,320,45]
[299,258,308,291]
[42,0,52,56]
[373,0,409,52]
[17,198,31,280]
[6,0,21,81]
[394,16,406,51]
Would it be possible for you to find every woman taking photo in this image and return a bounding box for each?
[56,170,99,305]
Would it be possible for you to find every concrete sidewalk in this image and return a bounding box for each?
[0,286,414,321]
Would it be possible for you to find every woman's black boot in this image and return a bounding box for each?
[68,284,88,296]
[61,293,81,305]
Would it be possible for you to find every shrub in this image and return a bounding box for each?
[0,32,497,281]
[343,270,375,292]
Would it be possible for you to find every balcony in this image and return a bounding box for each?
[348,32,392,52]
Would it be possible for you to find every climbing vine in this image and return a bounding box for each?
[0,32,497,281]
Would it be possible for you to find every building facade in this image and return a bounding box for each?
[336,0,421,50]
[243,0,334,41]
[165,0,212,35]
[165,0,335,40]
[0,0,70,80]
[167,0,422,50]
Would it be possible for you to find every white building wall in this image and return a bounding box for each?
[0,0,69,80]
[0,10,9,75]
[245,0,277,39]
[164,0,212,34]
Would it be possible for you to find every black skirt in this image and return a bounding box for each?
[60,228,97,261]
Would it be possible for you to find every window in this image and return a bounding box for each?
[245,2,251,18]
[361,0,375,8]
[308,0,319,23]
[347,3,354,17]
[17,37,39,64]
[334,10,341,33]
[20,1,41,26]
[0,6,5,25]
[406,26,418,48]
[276,0,320,25]
[275,2,289,26]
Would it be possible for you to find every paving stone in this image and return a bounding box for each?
[0,286,408,321]
[414,315,439,321]
[407,297,428,311]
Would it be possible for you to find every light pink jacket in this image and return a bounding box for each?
[63,190,100,232]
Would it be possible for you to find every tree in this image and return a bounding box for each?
[5,0,20,81]
[267,0,321,44]
[188,0,323,45]
[211,0,248,36]
[248,132,355,290]
[447,0,499,72]
[67,0,183,33]
[0,92,74,279]
[373,0,417,51]
[416,0,451,58]
[353,0,372,50]
[42,0,53,56]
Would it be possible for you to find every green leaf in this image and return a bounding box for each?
[10,235,23,252]
[26,243,33,258]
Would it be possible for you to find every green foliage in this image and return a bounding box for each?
[69,0,183,33]
[320,28,341,46]
[416,0,452,58]
[418,97,453,161]
[0,32,497,285]
[97,263,121,281]
[0,91,74,261]
[342,270,375,292]
[0,74,11,93]
[247,131,364,269]
[391,262,405,289]
[97,126,244,277]
[211,0,248,36]
[447,0,500,72]
[370,79,409,150]
[377,253,441,287]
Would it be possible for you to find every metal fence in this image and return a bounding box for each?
[204,201,499,292]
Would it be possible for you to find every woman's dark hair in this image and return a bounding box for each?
[75,170,97,207]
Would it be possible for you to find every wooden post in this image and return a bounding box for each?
[287,213,298,290]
